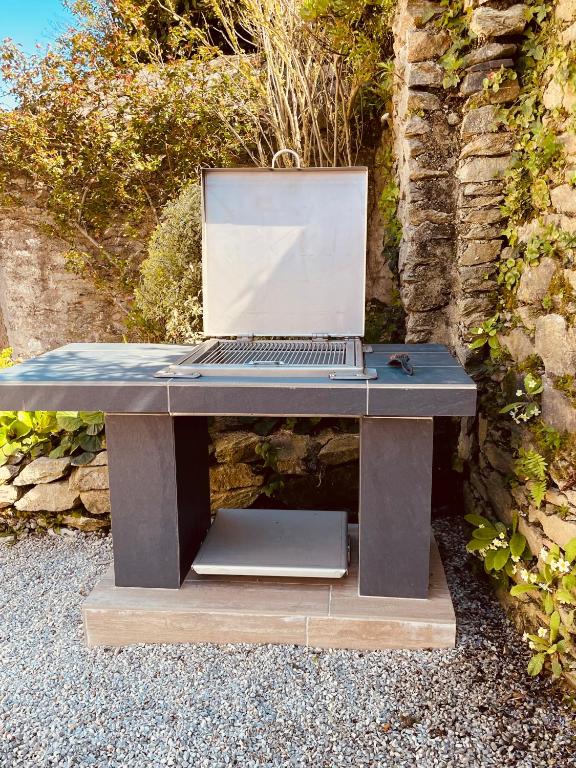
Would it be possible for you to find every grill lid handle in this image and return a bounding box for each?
[271,149,301,169]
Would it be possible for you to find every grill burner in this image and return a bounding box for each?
[155,338,375,379]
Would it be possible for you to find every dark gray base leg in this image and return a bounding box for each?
[106,414,211,588]
[359,417,433,598]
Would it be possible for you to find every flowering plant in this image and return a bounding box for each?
[499,373,543,424]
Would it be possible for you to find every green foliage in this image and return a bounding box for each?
[131,183,202,343]
[0,410,105,467]
[465,512,529,587]
[466,513,576,680]
[0,0,261,307]
[499,373,543,424]
[436,0,473,89]
[514,447,548,508]
[469,314,501,353]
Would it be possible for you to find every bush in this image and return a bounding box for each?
[132,184,203,343]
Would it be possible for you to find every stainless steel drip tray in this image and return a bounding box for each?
[154,338,377,380]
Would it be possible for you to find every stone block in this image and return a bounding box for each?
[499,328,535,363]
[406,61,444,88]
[534,509,576,549]
[516,257,557,304]
[68,464,110,492]
[89,451,108,466]
[556,0,576,22]
[15,481,80,513]
[466,81,520,107]
[535,315,576,375]
[61,513,109,532]
[407,90,442,111]
[461,263,498,292]
[407,29,451,62]
[401,262,452,311]
[408,209,454,226]
[461,43,517,69]
[469,6,528,38]
[461,224,505,240]
[212,431,261,463]
[550,184,576,216]
[318,434,359,466]
[404,116,430,137]
[80,489,111,516]
[460,194,504,209]
[0,465,19,485]
[13,456,72,486]
[484,442,514,475]
[0,484,21,509]
[460,207,504,224]
[210,463,264,491]
[461,180,505,196]
[541,380,576,432]
[460,133,515,159]
[211,487,262,512]
[456,155,511,183]
[460,105,502,138]
[269,431,311,475]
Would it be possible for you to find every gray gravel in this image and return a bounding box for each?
[0,518,575,768]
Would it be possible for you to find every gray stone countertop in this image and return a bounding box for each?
[0,342,476,417]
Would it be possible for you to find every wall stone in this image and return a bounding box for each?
[0,198,126,357]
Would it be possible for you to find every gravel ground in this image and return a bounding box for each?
[0,518,575,768]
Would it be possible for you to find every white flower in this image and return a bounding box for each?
[520,569,529,581]
[516,390,523,397]
[512,555,520,563]
[529,573,538,583]
[528,641,537,650]
[499,532,505,540]
[522,632,530,642]
[556,558,571,574]
[537,627,548,639]
[539,547,549,563]
[533,407,541,416]
[478,524,485,529]
[511,565,517,574]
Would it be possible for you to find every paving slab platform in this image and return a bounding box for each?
[83,528,456,650]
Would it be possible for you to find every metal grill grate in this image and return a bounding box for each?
[195,340,347,368]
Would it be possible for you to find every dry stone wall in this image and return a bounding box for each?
[393,0,576,679]
[0,185,141,358]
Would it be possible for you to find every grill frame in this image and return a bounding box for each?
[155,337,376,379]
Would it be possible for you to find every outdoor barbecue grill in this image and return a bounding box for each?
[155,150,377,381]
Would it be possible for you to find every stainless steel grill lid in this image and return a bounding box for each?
[201,165,368,338]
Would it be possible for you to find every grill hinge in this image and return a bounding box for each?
[311,334,330,340]
[236,334,254,342]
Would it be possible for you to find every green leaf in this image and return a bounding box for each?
[469,337,487,349]
[71,451,96,466]
[472,527,498,541]
[464,513,493,528]
[78,411,104,425]
[85,423,104,436]
[466,539,488,553]
[492,548,510,571]
[564,537,576,564]
[543,591,554,616]
[484,548,497,572]
[9,419,32,439]
[510,583,539,596]
[509,532,526,559]
[524,373,543,395]
[527,653,546,676]
[79,433,102,452]
[549,611,561,642]
[49,444,67,459]
[556,588,576,605]
[56,412,83,432]
[499,402,524,413]
[529,480,547,509]
[550,657,562,678]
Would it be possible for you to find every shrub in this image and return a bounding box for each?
[132,183,203,343]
